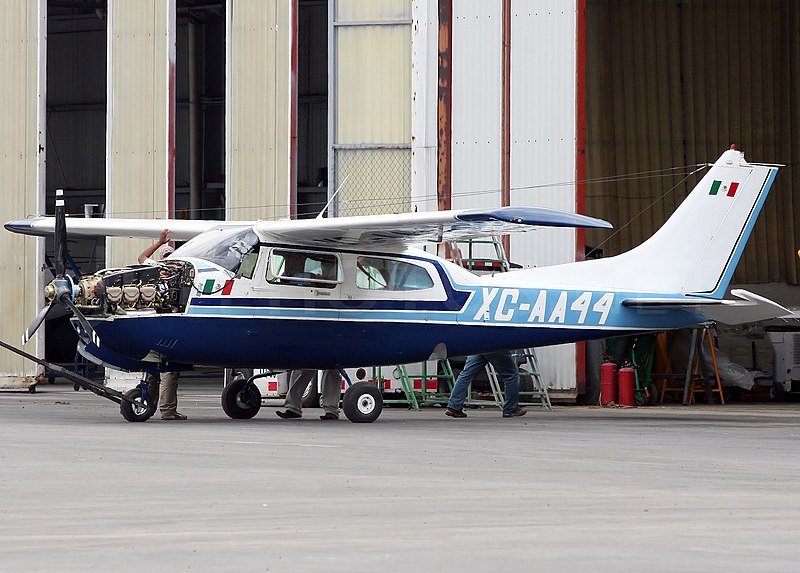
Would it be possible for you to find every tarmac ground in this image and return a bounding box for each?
[1,380,800,572]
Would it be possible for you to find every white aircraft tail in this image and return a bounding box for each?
[498,148,779,297]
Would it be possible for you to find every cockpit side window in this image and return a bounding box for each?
[267,249,341,289]
[172,227,259,274]
[356,256,434,291]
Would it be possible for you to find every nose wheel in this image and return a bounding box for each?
[342,382,383,423]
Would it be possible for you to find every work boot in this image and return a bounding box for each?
[161,411,188,420]
[445,407,467,418]
[276,410,302,419]
[502,408,527,418]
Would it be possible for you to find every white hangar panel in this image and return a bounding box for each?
[450,0,503,211]
[227,0,292,221]
[410,0,439,213]
[0,0,45,382]
[106,0,173,267]
[510,1,577,269]
[510,1,578,393]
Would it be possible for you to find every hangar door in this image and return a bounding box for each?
[584,0,800,286]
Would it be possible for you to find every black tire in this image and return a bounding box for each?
[221,378,262,419]
[647,382,659,405]
[342,382,383,423]
[301,379,322,408]
[120,385,158,422]
[770,382,786,402]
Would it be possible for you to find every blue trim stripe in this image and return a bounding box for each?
[190,297,466,312]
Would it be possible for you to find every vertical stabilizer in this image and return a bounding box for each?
[496,149,779,297]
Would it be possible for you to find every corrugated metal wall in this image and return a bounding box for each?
[106,0,173,267]
[509,1,579,392]
[450,0,502,212]
[0,1,45,381]
[331,0,412,216]
[585,0,800,287]
[450,0,579,392]
[227,0,292,221]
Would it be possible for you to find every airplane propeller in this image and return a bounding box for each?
[22,189,99,346]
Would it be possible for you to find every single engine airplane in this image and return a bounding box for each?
[2,148,787,422]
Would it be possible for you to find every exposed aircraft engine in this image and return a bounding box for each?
[74,260,195,315]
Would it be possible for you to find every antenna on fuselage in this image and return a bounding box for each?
[316,173,351,219]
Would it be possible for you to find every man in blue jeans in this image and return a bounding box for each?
[446,351,527,418]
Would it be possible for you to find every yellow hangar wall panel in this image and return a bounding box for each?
[227,0,292,221]
[509,1,579,394]
[106,0,174,267]
[0,0,45,382]
[337,0,411,22]
[336,26,410,145]
[333,1,412,216]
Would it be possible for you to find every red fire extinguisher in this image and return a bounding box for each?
[600,362,618,405]
[618,366,636,407]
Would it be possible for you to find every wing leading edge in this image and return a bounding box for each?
[4,217,253,241]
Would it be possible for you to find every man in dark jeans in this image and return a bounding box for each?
[446,352,527,418]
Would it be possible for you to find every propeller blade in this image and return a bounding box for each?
[54,188,68,278]
[60,295,100,347]
[22,301,56,345]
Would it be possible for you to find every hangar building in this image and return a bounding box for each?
[1,0,797,398]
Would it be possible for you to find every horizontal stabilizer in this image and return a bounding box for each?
[622,289,788,324]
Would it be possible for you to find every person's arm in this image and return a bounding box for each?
[137,229,170,264]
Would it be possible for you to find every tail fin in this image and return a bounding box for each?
[615,148,778,296]
[502,149,779,296]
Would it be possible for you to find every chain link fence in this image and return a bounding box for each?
[333,146,411,216]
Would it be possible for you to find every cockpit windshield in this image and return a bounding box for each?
[172,227,260,273]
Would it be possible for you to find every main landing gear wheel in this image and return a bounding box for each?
[120,386,158,422]
[221,378,262,419]
[342,382,383,423]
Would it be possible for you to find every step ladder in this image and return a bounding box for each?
[374,359,457,410]
[484,348,552,411]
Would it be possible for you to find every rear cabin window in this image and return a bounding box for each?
[356,256,435,291]
[266,249,340,289]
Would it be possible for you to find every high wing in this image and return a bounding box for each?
[5,206,611,246]
[252,207,612,247]
[3,217,253,241]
